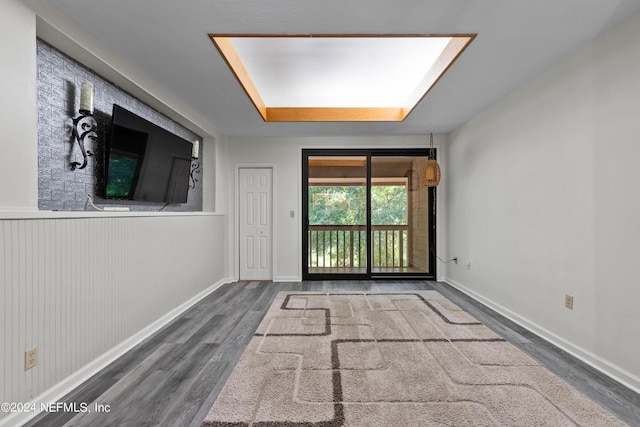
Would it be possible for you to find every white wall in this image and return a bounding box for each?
[226,135,447,281]
[0,0,38,211]
[445,11,640,392]
[0,2,230,425]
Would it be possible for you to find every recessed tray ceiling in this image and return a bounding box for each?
[210,34,475,122]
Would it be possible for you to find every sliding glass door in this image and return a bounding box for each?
[306,155,368,276]
[303,149,436,280]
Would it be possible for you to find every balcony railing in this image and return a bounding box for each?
[308,224,408,269]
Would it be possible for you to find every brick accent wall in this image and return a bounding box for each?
[36,38,203,211]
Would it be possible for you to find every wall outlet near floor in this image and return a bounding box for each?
[466,261,471,270]
[565,294,574,310]
[25,347,38,370]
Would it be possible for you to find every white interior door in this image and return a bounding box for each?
[239,168,273,280]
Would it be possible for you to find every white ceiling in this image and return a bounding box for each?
[31,0,640,137]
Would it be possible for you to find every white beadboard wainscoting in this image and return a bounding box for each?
[0,213,228,426]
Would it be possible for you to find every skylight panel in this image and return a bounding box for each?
[210,34,475,122]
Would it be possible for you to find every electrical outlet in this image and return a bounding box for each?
[25,347,38,370]
[565,294,574,310]
[466,261,471,270]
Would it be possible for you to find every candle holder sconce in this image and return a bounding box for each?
[189,140,201,189]
[70,112,97,170]
[70,81,97,171]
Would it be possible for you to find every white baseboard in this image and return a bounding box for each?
[443,277,640,395]
[0,277,233,427]
[274,275,302,282]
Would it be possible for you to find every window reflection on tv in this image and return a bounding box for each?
[105,151,140,199]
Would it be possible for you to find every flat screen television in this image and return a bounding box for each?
[105,104,193,204]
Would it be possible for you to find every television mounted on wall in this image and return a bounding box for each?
[104,104,193,204]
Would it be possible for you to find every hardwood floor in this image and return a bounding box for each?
[25,280,640,427]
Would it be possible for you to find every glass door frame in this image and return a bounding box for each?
[302,148,436,280]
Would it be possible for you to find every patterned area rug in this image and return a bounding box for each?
[202,291,626,426]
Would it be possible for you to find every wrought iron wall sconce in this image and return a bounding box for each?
[190,140,201,189]
[70,82,97,170]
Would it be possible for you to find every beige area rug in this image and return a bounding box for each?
[202,291,627,426]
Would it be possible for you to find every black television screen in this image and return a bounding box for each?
[105,104,193,204]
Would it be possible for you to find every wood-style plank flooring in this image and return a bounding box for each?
[25,280,640,426]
